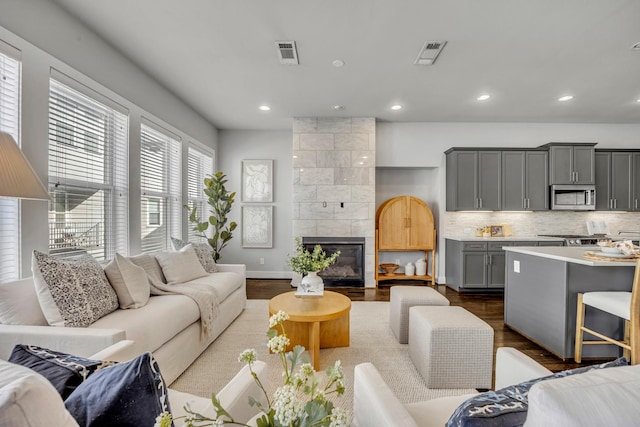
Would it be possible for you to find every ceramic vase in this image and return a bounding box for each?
[300,271,324,293]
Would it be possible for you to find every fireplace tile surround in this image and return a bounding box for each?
[293,117,376,286]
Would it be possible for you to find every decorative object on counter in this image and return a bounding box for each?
[379,263,400,276]
[415,258,427,276]
[296,271,325,297]
[404,262,415,276]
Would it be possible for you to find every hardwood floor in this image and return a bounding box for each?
[247,279,610,373]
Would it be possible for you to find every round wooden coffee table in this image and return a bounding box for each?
[269,291,351,370]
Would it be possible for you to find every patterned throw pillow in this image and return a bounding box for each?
[64,352,172,427]
[446,357,628,427]
[171,237,217,273]
[31,250,119,327]
[8,344,115,400]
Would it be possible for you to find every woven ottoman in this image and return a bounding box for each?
[408,306,493,389]
[389,286,450,343]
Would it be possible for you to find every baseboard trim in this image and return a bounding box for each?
[246,270,294,280]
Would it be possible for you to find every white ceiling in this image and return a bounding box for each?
[52,0,640,130]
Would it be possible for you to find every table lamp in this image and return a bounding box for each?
[0,131,50,200]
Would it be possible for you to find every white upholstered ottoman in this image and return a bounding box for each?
[408,306,493,389]
[389,286,450,343]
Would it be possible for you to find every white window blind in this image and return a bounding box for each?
[140,122,181,253]
[187,146,214,242]
[0,46,21,282]
[48,79,129,261]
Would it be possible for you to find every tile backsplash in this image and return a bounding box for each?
[444,211,640,237]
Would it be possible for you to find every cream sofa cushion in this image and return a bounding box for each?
[406,395,477,427]
[90,294,199,353]
[525,364,640,427]
[128,253,167,284]
[0,278,48,325]
[155,244,208,285]
[183,271,243,302]
[0,359,79,427]
[104,253,150,309]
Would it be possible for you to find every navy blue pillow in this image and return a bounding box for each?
[446,357,628,427]
[64,352,172,427]
[8,344,114,399]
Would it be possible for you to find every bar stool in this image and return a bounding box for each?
[574,259,640,365]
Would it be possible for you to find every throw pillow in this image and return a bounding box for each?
[155,243,209,285]
[31,251,119,327]
[64,352,172,427]
[0,359,79,427]
[104,253,150,309]
[0,278,48,325]
[171,237,218,273]
[128,253,167,284]
[8,344,114,400]
[446,357,628,427]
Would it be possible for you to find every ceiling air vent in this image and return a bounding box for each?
[275,41,299,65]
[414,40,447,65]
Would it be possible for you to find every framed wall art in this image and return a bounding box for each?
[241,205,273,248]
[242,159,273,202]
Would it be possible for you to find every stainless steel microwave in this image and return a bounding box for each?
[550,184,596,210]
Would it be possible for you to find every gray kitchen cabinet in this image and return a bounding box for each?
[547,144,596,185]
[633,152,640,211]
[595,151,633,211]
[446,239,559,291]
[446,149,501,211]
[501,151,548,210]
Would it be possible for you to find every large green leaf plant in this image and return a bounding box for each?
[184,171,237,262]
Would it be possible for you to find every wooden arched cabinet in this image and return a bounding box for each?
[375,196,436,286]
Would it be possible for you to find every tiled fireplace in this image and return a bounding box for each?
[292,117,376,287]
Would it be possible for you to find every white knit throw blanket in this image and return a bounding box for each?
[148,277,219,341]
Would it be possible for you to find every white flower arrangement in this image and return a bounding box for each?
[155,310,349,427]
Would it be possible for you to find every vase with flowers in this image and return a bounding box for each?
[154,310,349,427]
[288,238,340,294]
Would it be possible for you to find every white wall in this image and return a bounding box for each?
[0,3,218,277]
[217,130,293,278]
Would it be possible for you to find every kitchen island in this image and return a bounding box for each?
[504,246,637,360]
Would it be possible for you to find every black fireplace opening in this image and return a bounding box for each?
[302,237,365,287]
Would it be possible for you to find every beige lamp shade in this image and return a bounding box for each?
[0,131,50,200]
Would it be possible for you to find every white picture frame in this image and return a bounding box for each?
[241,205,273,248]
[242,159,273,202]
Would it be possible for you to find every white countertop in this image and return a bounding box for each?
[504,246,638,267]
[445,236,564,242]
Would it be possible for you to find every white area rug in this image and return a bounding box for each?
[170,300,475,414]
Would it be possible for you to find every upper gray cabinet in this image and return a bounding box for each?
[546,143,596,185]
[446,150,501,211]
[501,151,549,210]
[634,153,640,211]
[595,151,633,211]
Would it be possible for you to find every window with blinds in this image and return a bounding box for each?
[0,45,21,282]
[48,79,129,261]
[140,122,181,253]
[187,146,214,242]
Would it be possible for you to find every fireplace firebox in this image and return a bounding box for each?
[302,237,365,287]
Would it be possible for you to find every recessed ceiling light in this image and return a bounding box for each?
[558,95,574,102]
[636,99,640,103]
[390,104,403,111]
[332,59,345,67]
[332,105,345,110]
[477,94,491,101]
[259,105,271,111]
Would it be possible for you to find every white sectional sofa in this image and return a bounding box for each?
[0,340,267,426]
[0,256,246,385]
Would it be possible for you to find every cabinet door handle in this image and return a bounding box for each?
[574,171,578,182]
[479,198,483,209]
[488,254,492,264]
[636,199,638,210]
[614,199,617,209]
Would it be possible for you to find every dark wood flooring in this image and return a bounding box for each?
[247,279,609,373]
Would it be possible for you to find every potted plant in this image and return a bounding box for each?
[288,238,340,293]
[184,171,237,262]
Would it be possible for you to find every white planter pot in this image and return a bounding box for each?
[300,271,324,293]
